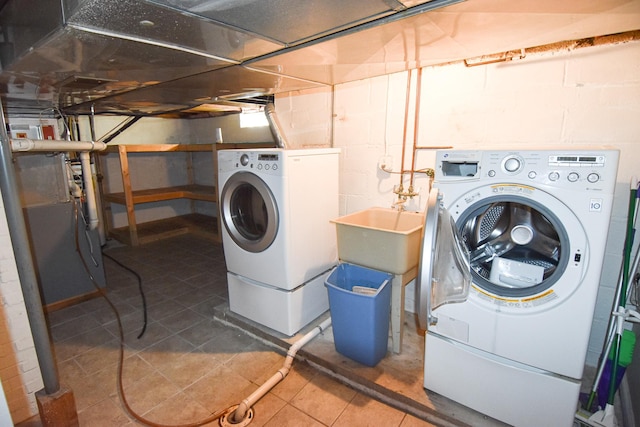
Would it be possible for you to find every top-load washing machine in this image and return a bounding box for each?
[417,149,619,427]
[217,148,339,336]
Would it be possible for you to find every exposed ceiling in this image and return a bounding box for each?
[0,0,639,118]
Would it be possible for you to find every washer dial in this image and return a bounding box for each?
[587,173,600,183]
[502,156,524,173]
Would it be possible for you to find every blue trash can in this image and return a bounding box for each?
[325,263,393,367]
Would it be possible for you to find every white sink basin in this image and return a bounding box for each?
[331,207,424,274]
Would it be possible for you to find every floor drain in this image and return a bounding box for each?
[219,405,254,427]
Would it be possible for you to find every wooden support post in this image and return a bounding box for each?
[117,145,139,246]
[35,385,78,427]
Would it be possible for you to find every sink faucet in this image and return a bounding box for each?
[392,198,406,211]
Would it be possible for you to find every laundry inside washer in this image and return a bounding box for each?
[460,200,560,286]
[489,257,545,288]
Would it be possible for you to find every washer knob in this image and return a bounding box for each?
[549,171,560,181]
[568,172,580,182]
[503,157,522,173]
[587,173,600,183]
[240,154,249,166]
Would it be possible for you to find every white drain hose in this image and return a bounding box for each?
[231,317,332,423]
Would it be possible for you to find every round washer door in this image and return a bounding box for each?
[220,171,278,253]
[446,183,588,313]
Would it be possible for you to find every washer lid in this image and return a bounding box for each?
[417,188,471,329]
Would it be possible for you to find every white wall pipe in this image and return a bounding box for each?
[79,152,100,230]
[10,138,106,230]
[231,317,332,423]
[9,138,107,152]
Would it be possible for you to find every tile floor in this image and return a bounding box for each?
[16,231,608,427]
[18,234,456,427]
[33,228,615,427]
[20,228,608,427]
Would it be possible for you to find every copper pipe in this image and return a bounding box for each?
[409,67,423,188]
[395,68,450,195]
[398,69,413,193]
[415,146,453,150]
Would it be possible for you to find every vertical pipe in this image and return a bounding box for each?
[409,67,423,187]
[607,180,638,405]
[89,106,96,142]
[0,105,60,394]
[80,152,99,230]
[398,69,413,190]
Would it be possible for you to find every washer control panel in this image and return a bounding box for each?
[435,149,618,193]
[218,149,284,175]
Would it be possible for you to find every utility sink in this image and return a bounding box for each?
[331,207,424,275]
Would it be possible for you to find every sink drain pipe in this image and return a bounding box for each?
[230,317,332,424]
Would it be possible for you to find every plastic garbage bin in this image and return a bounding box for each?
[325,263,393,367]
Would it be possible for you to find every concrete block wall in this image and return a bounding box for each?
[273,86,333,149]
[0,190,43,424]
[279,40,640,367]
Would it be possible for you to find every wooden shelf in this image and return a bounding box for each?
[104,184,216,205]
[98,142,274,246]
[98,144,219,246]
[108,213,217,246]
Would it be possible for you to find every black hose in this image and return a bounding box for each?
[71,198,148,338]
[101,251,148,339]
[72,200,225,426]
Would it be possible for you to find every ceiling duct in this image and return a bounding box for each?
[1,0,639,117]
[264,103,288,149]
[0,0,440,116]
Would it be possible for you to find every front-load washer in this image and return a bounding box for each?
[217,148,339,335]
[417,149,619,427]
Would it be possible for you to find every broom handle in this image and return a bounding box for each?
[620,178,638,307]
[587,180,639,410]
[606,179,638,405]
[585,273,625,409]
